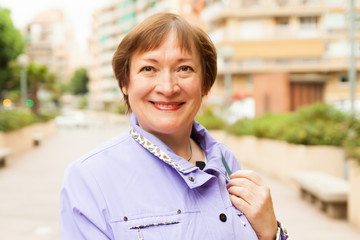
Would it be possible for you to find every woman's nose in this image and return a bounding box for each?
[155,72,180,96]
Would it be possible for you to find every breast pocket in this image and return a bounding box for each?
[111,208,201,240]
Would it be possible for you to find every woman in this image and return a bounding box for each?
[60,13,288,240]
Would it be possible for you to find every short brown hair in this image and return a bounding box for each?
[112,12,217,111]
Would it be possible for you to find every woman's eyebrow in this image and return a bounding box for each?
[139,57,195,63]
[139,58,158,63]
[177,58,194,62]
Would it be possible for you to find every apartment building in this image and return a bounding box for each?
[202,0,360,116]
[24,9,80,83]
[88,0,204,109]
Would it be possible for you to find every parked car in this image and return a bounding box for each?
[55,111,88,128]
[226,97,255,124]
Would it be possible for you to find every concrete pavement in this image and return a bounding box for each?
[260,170,360,239]
[0,113,129,240]
[0,112,359,239]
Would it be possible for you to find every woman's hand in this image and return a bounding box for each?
[227,170,278,240]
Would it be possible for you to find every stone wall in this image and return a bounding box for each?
[210,131,346,184]
[210,131,360,229]
[349,160,360,229]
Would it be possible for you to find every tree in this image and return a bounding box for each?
[69,68,89,95]
[26,62,56,115]
[0,7,24,98]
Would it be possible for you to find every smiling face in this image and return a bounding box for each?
[123,31,203,137]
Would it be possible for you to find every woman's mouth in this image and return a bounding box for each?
[151,101,184,111]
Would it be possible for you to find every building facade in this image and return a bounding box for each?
[88,0,204,109]
[23,9,81,84]
[201,0,360,116]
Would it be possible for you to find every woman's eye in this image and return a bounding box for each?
[141,66,153,72]
[179,66,193,72]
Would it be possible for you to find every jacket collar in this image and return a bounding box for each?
[129,113,230,184]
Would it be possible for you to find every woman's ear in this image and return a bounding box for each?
[122,86,128,95]
[202,88,208,97]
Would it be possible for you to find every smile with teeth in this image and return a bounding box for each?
[151,101,184,110]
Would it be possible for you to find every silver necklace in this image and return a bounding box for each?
[186,140,192,161]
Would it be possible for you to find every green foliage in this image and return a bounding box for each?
[0,110,36,132]
[25,62,56,115]
[228,103,348,146]
[228,113,293,139]
[69,68,89,95]
[77,96,88,109]
[113,102,127,115]
[343,117,360,164]
[0,109,55,132]
[27,62,55,87]
[0,8,24,97]
[281,103,348,146]
[195,108,226,130]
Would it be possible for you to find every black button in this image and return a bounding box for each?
[188,176,195,182]
[219,213,227,222]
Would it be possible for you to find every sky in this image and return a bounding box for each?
[0,0,110,51]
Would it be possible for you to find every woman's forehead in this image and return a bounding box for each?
[137,43,194,59]
[135,31,196,56]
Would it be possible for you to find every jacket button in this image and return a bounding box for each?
[177,209,181,214]
[219,213,227,222]
[188,176,195,182]
[123,216,128,221]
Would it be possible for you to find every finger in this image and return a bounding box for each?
[229,194,251,214]
[227,185,257,206]
[227,176,258,190]
[230,170,264,186]
[228,179,273,210]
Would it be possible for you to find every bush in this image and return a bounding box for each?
[228,103,349,146]
[229,113,293,139]
[0,109,56,132]
[195,108,226,130]
[343,117,360,164]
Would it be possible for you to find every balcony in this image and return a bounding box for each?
[217,57,359,75]
[202,1,326,24]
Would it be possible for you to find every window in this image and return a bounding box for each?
[240,20,263,40]
[300,17,318,31]
[242,0,259,8]
[324,13,346,29]
[275,17,289,28]
[300,0,319,6]
[339,74,349,84]
[276,0,288,6]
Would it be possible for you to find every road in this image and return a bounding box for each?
[0,112,359,239]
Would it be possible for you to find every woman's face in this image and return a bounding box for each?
[124,31,203,137]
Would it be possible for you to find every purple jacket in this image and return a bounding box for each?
[60,113,258,239]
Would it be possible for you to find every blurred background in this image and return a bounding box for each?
[1,0,360,239]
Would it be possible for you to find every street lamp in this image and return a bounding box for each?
[349,0,357,115]
[220,45,234,106]
[17,54,29,107]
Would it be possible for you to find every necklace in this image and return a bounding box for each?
[186,140,193,161]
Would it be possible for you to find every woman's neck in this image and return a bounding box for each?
[148,127,193,160]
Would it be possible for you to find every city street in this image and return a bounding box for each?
[0,112,360,239]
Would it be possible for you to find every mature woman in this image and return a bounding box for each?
[60,13,288,240]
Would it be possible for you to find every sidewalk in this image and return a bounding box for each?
[258,169,360,239]
[0,115,129,240]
